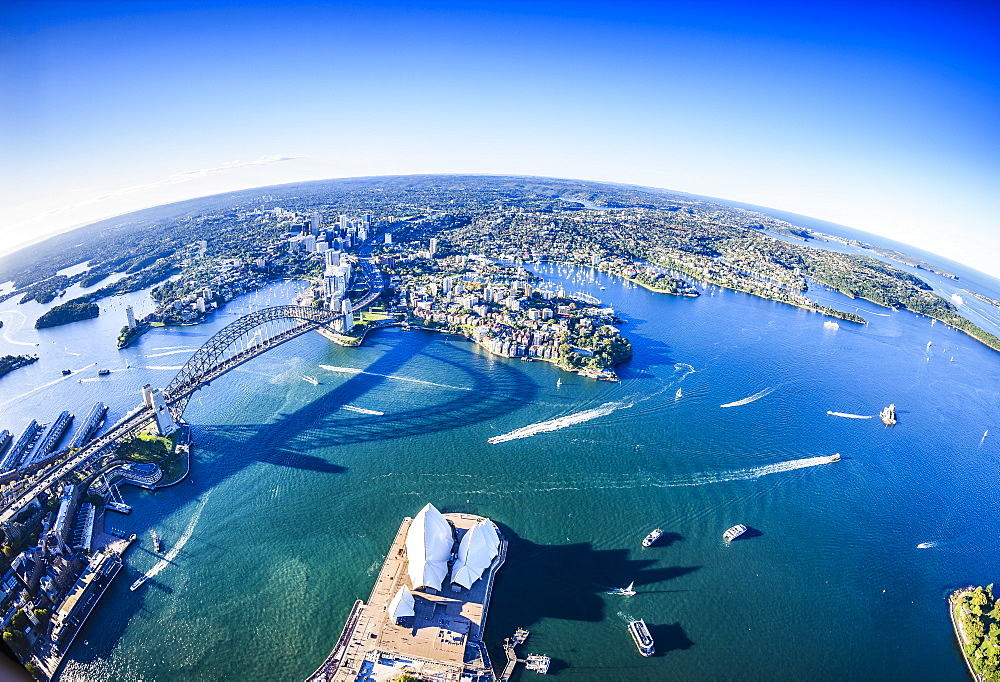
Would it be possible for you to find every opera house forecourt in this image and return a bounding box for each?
[308,504,507,682]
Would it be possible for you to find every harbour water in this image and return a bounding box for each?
[2,249,1000,680]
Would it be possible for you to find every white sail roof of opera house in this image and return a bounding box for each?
[387,585,416,620]
[405,503,454,591]
[451,518,501,589]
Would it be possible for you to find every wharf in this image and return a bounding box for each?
[308,512,506,682]
[499,628,549,680]
[35,536,135,680]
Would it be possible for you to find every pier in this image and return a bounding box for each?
[499,628,550,680]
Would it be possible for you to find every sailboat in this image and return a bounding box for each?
[556,378,562,387]
[615,581,636,597]
[675,387,683,398]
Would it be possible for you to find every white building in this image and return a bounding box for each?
[125,305,136,329]
[451,519,501,589]
[404,503,453,592]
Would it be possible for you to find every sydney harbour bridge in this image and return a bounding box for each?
[0,264,386,525]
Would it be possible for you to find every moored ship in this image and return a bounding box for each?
[642,528,664,547]
[880,404,897,425]
[628,619,655,656]
[723,524,748,543]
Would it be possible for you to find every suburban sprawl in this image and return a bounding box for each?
[0,174,997,679]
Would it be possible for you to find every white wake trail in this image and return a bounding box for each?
[143,493,211,581]
[826,411,873,419]
[489,402,627,444]
[0,310,36,346]
[145,349,197,358]
[684,455,840,484]
[720,386,775,408]
[340,405,385,416]
[674,363,697,379]
[0,363,96,407]
[319,364,472,391]
[146,365,184,371]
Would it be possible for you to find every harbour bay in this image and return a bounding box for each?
[2,254,999,680]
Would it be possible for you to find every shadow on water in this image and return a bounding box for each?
[648,622,695,656]
[734,527,764,541]
[649,532,684,548]
[485,525,699,665]
[70,329,537,667]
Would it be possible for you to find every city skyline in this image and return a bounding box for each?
[2,1,998,278]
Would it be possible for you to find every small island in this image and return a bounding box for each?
[35,297,99,329]
[0,354,38,380]
[950,584,1000,681]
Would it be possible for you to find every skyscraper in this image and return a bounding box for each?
[125,305,136,329]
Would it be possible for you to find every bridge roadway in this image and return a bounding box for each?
[0,255,388,527]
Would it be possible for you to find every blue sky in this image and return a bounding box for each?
[2,1,998,276]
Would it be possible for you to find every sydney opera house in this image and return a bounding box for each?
[309,504,507,682]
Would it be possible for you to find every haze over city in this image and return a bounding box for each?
[1,0,998,278]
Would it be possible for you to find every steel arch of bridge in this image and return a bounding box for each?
[163,305,342,418]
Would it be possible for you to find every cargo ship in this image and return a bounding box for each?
[880,404,897,425]
[628,619,655,656]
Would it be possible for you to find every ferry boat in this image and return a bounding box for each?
[880,404,897,425]
[129,575,148,592]
[628,619,655,657]
[150,530,163,553]
[642,528,664,547]
[98,368,111,376]
[723,524,749,543]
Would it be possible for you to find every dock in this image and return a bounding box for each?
[500,628,549,679]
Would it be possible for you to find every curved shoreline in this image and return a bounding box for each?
[949,587,984,681]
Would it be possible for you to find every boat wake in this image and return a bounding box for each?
[145,349,198,358]
[673,363,697,380]
[681,455,840,485]
[0,310,35,346]
[319,364,472,391]
[0,363,96,407]
[826,411,873,419]
[146,365,184,371]
[340,405,384,416]
[488,402,628,444]
[720,386,775,408]
[142,493,211,582]
[917,541,937,549]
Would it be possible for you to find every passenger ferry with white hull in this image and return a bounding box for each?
[628,619,655,656]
